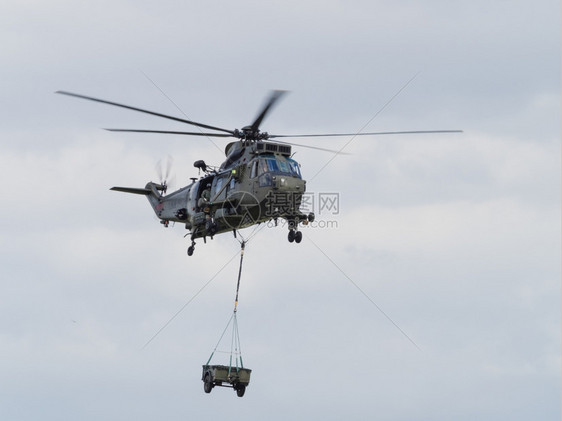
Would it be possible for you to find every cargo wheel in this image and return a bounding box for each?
[204,375,213,394]
[236,385,246,397]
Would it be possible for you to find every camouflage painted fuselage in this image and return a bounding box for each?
[113,141,310,242]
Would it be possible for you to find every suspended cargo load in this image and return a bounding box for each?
[202,310,250,397]
[202,364,251,397]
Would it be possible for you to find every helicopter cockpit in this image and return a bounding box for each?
[250,155,301,187]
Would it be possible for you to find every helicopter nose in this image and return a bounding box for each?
[273,175,305,192]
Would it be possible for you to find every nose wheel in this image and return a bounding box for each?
[288,229,302,244]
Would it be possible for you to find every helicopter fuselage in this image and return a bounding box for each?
[113,141,313,253]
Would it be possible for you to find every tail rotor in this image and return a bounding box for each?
[155,155,175,194]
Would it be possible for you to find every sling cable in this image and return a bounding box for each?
[202,240,251,397]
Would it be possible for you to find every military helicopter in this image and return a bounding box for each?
[57,90,461,256]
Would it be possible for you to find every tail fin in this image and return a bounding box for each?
[110,182,165,219]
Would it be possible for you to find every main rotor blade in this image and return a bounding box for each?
[270,130,463,138]
[56,91,235,135]
[250,90,287,132]
[105,129,234,137]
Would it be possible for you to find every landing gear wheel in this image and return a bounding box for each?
[187,241,196,256]
[294,231,303,243]
[204,375,213,394]
[288,229,295,243]
[236,385,246,397]
[308,212,315,223]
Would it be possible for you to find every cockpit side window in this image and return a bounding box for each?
[259,159,269,175]
[250,161,258,178]
[287,158,301,178]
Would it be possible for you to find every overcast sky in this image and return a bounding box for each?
[1,1,560,420]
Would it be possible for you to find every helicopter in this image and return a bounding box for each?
[57,90,461,256]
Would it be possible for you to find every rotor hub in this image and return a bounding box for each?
[234,126,270,142]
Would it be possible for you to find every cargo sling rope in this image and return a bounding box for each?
[143,225,264,350]
[206,240,246,374]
